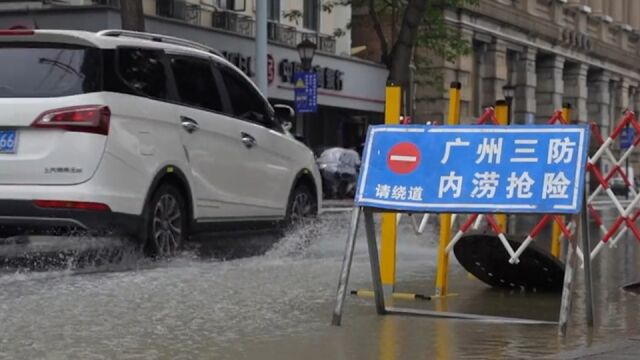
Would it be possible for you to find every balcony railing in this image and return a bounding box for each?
[268,21,297,47]
[212,9,254,37]
[299,31,337,54]
[156,0,200,25]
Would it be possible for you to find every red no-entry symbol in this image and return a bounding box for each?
[387,142,421,174]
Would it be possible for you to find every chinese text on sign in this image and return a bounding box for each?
[356,125,589,214]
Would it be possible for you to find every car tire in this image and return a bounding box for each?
[142,183,187,258]
[284,183,318,228]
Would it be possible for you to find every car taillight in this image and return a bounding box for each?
[31,105,111,135]
[33,200,111,212]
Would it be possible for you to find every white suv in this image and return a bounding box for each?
[0,29,321,256]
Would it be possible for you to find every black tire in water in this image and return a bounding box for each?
[284,184,318,228]
[142,183,187,258]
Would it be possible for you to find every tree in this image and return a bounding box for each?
[285,1,477,97]
[120,0,146,32]
[356,0,478,90]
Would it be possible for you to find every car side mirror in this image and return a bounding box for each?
[273,104,295,130]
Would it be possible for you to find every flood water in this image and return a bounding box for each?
[0,205,639,359]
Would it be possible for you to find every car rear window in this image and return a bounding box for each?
[0,43,101,98]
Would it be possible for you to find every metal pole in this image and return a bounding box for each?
[380,83,401,298]
[626,123,630,200]
[364,210,386,314]
[435,81,461,297]
[255,0,268,95]
[558,213,579,336]
[552,104,572,259]
[332,207,362,326]
[495,100,509,233]
[581,190,595,327]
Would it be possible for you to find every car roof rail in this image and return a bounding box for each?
[96,29,224,57]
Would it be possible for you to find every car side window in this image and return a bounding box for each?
[169,55,224,112]
[117,48,167,99]
[217,64,274,127]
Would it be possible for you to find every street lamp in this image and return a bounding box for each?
[297,38,317,71]
[295,39,317,143]
[502,84,515,125]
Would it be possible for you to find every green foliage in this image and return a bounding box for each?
[282,9,303,25]
[352,0,478,90]
[283,0,479,91]
[322,0,353,13]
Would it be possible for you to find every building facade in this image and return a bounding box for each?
[354,0,640,133]
[0,0,387,152]
[434,0,640,132]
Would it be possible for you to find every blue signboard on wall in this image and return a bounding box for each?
[294,71,318,113]
[356,125,590,214]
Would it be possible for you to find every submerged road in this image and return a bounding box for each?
[1,207,639,359]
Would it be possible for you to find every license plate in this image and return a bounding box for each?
[0,130,18,154]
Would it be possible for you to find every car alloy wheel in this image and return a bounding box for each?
[287,184,317,227]
[291,191,313,223]
[146,184,186,258]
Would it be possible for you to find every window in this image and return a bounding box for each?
[0,43,100,98]
[303,0,319,30]
[169,56,223,112]
[217,65,273,126]
[268,0,280,21]
[224,0,245,11]
[117,48,167,99]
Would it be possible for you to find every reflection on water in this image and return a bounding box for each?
[0,211,638,359]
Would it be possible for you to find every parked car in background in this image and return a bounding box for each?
[316,147,361,199]
[0,29,322,257]
[609,167,635,196]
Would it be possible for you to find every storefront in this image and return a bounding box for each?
[0,6,388,153]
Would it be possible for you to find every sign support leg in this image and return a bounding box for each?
[364,209,387,315]
[558,212,579,336]
[581,191,595,327]
[332,207,362,326]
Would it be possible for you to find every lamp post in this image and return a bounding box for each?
[502,84,515,125]
[295,39,317,143]
[297,38,317,72]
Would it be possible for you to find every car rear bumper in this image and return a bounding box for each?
[0,200,142,236]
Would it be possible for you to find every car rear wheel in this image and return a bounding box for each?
[143,184,187,258]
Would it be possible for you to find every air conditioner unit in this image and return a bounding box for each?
[319,35,336,54]
[212,10,233,30]
[156,0,199,24]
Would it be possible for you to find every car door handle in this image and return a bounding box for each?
[241,132,256,148]
[180,116,199,133]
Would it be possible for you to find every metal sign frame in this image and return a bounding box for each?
[331,199,593,333]
[331,120,595,335]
